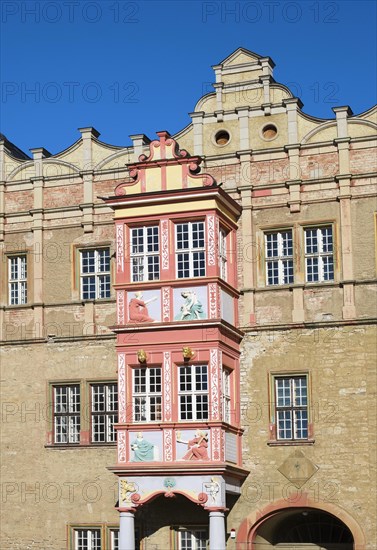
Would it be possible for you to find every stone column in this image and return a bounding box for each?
[130,134,151,161]
[119,511,135,550]
[237,107,250,150]
[209,510,226,550]
[191,112,205,156]
[333,106,355,319]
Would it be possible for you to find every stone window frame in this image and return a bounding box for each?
[264,228,294,286]
[90,382,118,444]
[303,224,335,283]
[72,242,114,302]
[68,524,119,550]
[3,248,32,307]
[257,222,338,288]
[129,223,160,283]
[53,383,81,445]
[47,378,118,448]
[173,526,209,550]
[267,371,315,446]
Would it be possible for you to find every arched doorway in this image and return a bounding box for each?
[236,498,365,550]
[254,508,354,549]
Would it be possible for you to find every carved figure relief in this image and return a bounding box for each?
[174,290,205,321]
[176,430,209,460]
[120,479,137,503]
[129,291,157,322]
[131,432,159,462]
[204,476,220,504]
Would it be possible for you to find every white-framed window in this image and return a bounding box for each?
[265,230,294,285]
[53,384,80,444]
[74,528,101,550]
[304,226,334,282]
[80,248,111,300]
[177,528,208,550]
[222,369,231,423]
[133,368,162,422]
[178,365,208,421]
[275,375,308,441]
[91,383,118,443]
[130,225,160,282]
[8,255,27,305]
[219,228,227,280]
[176,221,206,278]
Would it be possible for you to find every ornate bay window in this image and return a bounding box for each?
[219,228,227,281]
[178,365,209,421]
[130,225,160,282]
[133,367,162,422]
[176,221,206,278]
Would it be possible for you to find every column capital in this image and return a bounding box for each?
[332,105,353,117]
[78,127,100,139]
[283,97,304,109]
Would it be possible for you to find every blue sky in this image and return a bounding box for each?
[1,0,376,154]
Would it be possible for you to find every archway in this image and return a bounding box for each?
[236,497,365,550]
[254,508,353,549]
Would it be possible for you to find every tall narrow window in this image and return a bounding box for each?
[222,369,231,423]
[177,529,208,550]
[219,229,227,280]
[54,385,80,444]
[305,226,334,282]
[74,529,101,550]
[265,230,293,285]
[91,383,118,443]
[275,376,308,440]
[179,365,208,421]
[80,248,111,299]
[8,255,27,305]
[133,368,162,422]
[176,221,206,278]
[109,529,119,550]
[130,226,159,282]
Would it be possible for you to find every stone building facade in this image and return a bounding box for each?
[1,48,376,550]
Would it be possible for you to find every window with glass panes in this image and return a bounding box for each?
[74,529,101,550]
[80,248,111,299]
[54,385,80,444]
[178,528,208,550]
[265,230,293,285]
[91,384,118,443]
[8,255,27,305]
[179,365,209,421]
[219,229,227,280]
[275,376,308,440]
[130,226,160,282]
[222,369,231,423]
[109,529,119,550]
[176,221,206,278]
[304,226,334,282]
[133,368,162,422]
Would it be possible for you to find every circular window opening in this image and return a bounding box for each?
[215,130,230,146]
[262,124,278,140]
